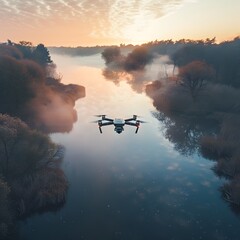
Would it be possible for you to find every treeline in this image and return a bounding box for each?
[49,45,108,56]
[142,37,217,56]
[102,36,240,88]
[170,37,240,88]
[49,37,221,58]
[5,40,52,66]
[49,44,136,57]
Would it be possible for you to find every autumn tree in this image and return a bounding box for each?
[178,61,215,101]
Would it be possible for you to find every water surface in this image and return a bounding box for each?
[19,54,240,240]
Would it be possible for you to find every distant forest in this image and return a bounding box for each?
[49,44,135,56]
[49,37,232,58]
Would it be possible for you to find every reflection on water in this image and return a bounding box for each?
[19,54,240,240]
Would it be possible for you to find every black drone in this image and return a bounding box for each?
[93,115,146,134]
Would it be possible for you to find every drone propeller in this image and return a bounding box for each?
[91,120,100,123]
[137,120,147,123]
[94,115,106,117]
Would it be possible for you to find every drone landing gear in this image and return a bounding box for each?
[135,126,139,134]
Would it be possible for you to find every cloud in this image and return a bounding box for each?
[94,0,190,39]
[167,162,180,171]
[0,0,191,40]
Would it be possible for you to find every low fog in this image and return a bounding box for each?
[0,42,85,133]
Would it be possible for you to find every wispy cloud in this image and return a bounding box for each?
[0,0,190,40]
[93,0,191,39]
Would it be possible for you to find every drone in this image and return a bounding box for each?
[93,115,146,134]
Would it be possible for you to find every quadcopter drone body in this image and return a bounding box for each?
[94,115,145,134]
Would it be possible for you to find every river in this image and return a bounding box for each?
[19,54,240,240]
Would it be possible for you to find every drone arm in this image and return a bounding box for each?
[125,118,135,122]
[125,117,137,122]
[125,122,137,126]
[100,122,114,126]
[125,115,138,122]
[103,117,114,122]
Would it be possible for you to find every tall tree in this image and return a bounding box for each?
[32,44,52,66]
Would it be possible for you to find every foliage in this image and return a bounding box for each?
[0,41,84,133]
[101,47,121,65]
[0,45,23,59]
[178,61,215,100]
[171,38,240,88]
[32,44,52,66]
[124,46,153,71]
[145,37,240,212]
[0,114,68,237]
[0,55,41,115]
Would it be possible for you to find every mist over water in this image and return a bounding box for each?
[18,54,240,240]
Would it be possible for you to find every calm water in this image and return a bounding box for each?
[19,54,240,240]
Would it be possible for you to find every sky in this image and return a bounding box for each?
[0,0,240,46]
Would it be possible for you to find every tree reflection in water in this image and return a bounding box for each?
[147,81,240,214]
[102,67,149,94]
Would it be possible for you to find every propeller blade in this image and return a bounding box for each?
[94,115,106,117]
[137,120,147,123]
[90,120,100,123]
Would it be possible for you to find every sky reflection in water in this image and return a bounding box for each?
[19,54,240,240]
